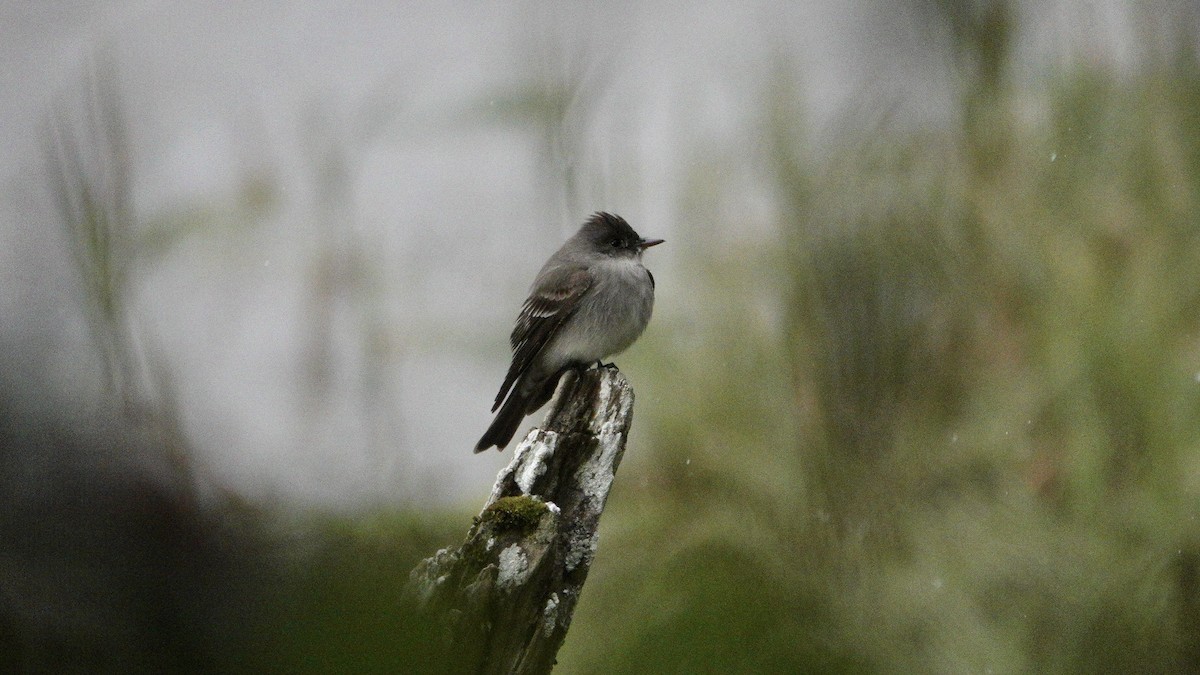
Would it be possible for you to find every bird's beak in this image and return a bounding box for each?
[638,238,665,249]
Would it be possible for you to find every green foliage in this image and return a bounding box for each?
[558,24,1200,675]
[248,511,465,673]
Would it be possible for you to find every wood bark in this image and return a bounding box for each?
[407,367,634,674]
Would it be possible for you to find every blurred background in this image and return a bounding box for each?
[4,0,1200,671]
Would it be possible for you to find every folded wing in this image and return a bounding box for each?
[491,266,593,412]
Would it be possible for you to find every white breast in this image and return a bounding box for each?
[545,256,655,366]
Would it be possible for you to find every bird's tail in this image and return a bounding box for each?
[475,391,528,452]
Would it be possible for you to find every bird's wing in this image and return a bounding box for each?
[491,265,593,412]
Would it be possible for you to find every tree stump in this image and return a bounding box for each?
[407,367,634,674]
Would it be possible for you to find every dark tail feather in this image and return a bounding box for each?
[475,392,528,452]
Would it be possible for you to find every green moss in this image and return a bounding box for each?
[480,496,549,532]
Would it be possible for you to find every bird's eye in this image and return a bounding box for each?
[609,239,622,248]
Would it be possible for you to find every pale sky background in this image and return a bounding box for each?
[0,1,1164,508]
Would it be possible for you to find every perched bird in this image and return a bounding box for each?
[476,212,663,452]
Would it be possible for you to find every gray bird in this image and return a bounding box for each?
[476,212,663,452]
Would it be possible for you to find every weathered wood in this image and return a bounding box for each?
[407,367,634,674]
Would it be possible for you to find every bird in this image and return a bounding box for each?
[475,212,663,452]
